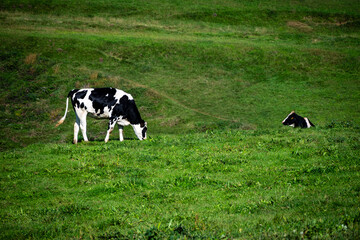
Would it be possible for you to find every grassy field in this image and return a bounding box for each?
[1,0,360,238]
[1,125,360,239]
[2,128,360,239]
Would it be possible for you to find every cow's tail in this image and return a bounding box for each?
[55,97,70,127]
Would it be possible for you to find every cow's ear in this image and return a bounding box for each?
[140,121,145,128]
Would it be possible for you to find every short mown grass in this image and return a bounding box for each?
[1,126,360,239]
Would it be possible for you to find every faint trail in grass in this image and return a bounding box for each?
[95,49,238,123]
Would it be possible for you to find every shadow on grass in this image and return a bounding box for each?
[75,137,138,144]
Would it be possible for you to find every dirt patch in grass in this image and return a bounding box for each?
[287,21,313,32]
[24,53,37,65]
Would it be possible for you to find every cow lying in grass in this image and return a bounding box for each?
[56,88,147,144]
[282,111,315,128]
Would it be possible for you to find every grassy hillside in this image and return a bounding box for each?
[1,0,359,149]
[1,0,360,238]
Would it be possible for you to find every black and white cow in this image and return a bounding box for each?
[56,88,147,144]
[282,111,315,128]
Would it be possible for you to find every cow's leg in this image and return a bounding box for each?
[118,124,124,142]
[75,109,88,142]
[105,118,117,143]
[79,112,88,142]
[73,115,80,144]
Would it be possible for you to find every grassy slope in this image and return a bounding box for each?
[0,0,360,238]
[0,0,359,148]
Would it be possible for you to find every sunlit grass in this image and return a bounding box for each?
[0,0,359,238]
[1,128,359,238]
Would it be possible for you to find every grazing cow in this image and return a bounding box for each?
[56,88,147,143]
[282,111,315,128]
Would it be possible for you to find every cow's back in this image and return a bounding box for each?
[69,88,133,119]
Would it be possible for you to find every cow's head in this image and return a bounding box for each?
[132,121,147,140]
[282,111,298,127]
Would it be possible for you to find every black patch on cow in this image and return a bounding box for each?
[119,95,129,105]
[88,88,117,115]
[112,103,126,117]
[142,126,147,139]
[68,89,79,98]
[125,100,144,124]
[68,89,87,109]
[75,91,87,108]
[111,95,145,125]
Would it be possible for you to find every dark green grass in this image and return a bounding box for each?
[2,0,359,21]
[1,127,360,239]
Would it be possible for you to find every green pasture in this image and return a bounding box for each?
[2,128,360,239]
[0,0,359,238]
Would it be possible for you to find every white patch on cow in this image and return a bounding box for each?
[89,106,112,119]
[289,123,295,127]
[282,111,295,123]
[115,89,133,103]
[74,89,93,110]
[132,123,146,140]
[118,125,124,141]
[304,117,311,128]
[117,117,131,126]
